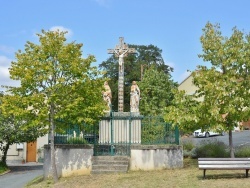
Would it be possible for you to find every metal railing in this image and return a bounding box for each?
[54,123,98,144]
[54,115,179,146]
[141,116,179,145]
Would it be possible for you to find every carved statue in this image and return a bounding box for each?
[102,81,112,111]
[118,50,128,73]
[130,81,140,112]
[80,131,83,138]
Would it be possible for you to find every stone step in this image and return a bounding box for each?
[92,156,129,161]
[91,169,128,174]
[92,164,128,171]
[92,160,128,165]
[91,156,129,174]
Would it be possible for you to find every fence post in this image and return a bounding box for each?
[164,122,169,144]
[129,112,132,156]
[110,110,114,156]
[175,125,179,145]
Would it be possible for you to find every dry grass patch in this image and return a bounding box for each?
[27,158,250,188]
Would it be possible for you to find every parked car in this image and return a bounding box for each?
[193,129,225,138]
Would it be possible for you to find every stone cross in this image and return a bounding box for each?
[108,37,136,112]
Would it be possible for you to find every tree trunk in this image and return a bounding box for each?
[229,129,235,158]
[1,142,10,166]
[50,103,58,182]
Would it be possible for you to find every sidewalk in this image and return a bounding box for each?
[7,161,43,166]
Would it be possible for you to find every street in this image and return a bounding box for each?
[182,130,250,147]
[0,163,43,188]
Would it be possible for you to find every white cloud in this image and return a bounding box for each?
[0,56,12,82]
[0,66,10,80]
[49,26,73,38]
[0,56,12,68]
[0,55,20,91]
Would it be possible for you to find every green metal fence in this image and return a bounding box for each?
[141,116,179,145]
[54,115,179,149]
[54,123,99,145]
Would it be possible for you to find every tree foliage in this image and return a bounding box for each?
[99,44,173,112]
[165,22,250,157]
[0,94,44,165]
[139,66,177,116]
[164,88,201,132]
[4,30,106,181]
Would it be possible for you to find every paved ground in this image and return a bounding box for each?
[0,163,43,188]
[182,130,250,147]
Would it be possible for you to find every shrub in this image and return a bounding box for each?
[141,117,166,144]
[182,140,196,158]
[193,139,230,158]
[183,148,197,158]
[67,137,87,144]
[235,145,250,157]
[183,140,195,151]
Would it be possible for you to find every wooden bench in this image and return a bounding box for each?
[198,158,250,178]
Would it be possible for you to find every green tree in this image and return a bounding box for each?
[99,44,173,112]
[165,22,250,158]
[139,66,177,116]
[5,30,106,181]
[0,94,44,166]
[164,88,202,133]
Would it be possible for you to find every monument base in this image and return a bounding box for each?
[99,112,143,144]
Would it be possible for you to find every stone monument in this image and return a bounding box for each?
[108,37,136,112]
[99,37,142,148]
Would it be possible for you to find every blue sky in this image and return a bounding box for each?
[1,0,250,91]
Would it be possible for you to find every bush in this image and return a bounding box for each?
[182,140,196,158]
[193,139,230,158]
[141,117,167,144]
[235,145,250,157]
[183,148,197,158]
[183,140,195,151]
[67,137,87,144]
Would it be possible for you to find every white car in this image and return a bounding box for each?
[193,129,225,138]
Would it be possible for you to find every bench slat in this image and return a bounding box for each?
[199,158,250,161]
[199,161,250,165]
[198,158,250,178]
[199,164,250,169]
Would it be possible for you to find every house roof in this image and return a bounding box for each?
[178,72,192,86]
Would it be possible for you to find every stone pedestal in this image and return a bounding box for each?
[99,112,142,144]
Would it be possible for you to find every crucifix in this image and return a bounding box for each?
[108,37,136,112]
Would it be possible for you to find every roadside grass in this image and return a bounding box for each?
[25,175,44,187]
[26,158,250,188]
[0,161,8,174]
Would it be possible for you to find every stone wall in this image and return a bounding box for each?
[43,145,93,178]
[43,144,183,178]
[130,145,183,170]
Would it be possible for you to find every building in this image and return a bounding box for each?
[5,135,48,164]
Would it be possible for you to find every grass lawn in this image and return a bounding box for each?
[26,158,250,188]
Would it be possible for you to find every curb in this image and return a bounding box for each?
[0,169,11,176]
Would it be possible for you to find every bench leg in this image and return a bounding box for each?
[246,169,249,178]
[203,169,206,179]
